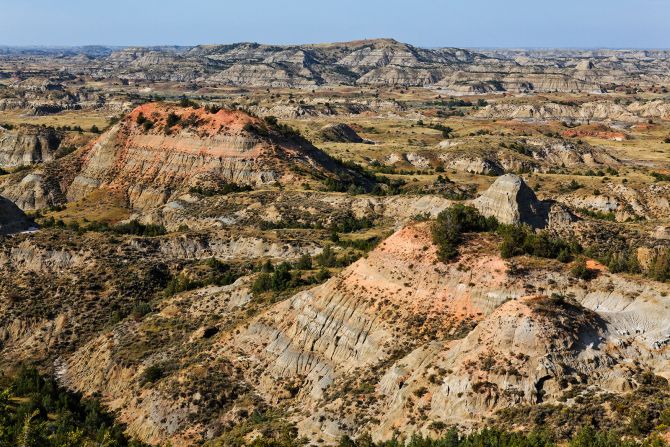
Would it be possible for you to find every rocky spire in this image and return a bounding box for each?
[473,174,551,228]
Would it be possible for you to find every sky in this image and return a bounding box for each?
[1,0,669,49]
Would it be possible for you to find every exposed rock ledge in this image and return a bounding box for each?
[472,174,576,228]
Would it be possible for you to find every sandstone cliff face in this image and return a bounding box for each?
[235,226,670,442]
[0,125,62,168]
[472,174,574,228]
[67,104,280,209]
[222,224,670,443]
[56,223,517,444]
[0,146,83,211]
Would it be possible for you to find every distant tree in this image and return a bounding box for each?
[165,112,180,128]
[316,245,338,267]
[295,254,313,270]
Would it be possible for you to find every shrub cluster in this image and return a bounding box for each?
[264,115,301,137]
[651,172,670,182]
[431,205,581,264]
[189,182,253,196]
[337,426,655,447]
[40,218,167,237]
[164,258,240,297]
[587,246,670,283]
[165,112,180,128]
[431,204,498,262]
[251,258,330,294]
[498,224,580,262]
[0,367,147,446]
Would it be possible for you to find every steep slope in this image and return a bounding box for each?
[0,228,319,370]
[0,124,62,168]
[319,123,366,143]
[10,217,670,445]
[0,103,372,212]
[229,224,670,443]
[474,100,670,123]
[560,182,670,222]
[67,103,371,210]
[431,137,620,176]
[57,222,515,444]
[0,195,32,234]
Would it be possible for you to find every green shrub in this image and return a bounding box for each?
[316,245,338,267]
[498,225,579,261]
[112,220,167,236]
[205,104,221,114]
[294,254,313,270]
[578,208,616,221]
[189,182,252,196]
[0,367,147,446]
[314,268,331,282]
[178,97,199,108]
[651,172,670,182]
[251,264,292,293]
[571,257,596,280]
[431,204,498,262]
[131,301,152,319]
[165,112,180,128]
[141,365,164,384]
[251,273,272,293]
[560,179,583,192]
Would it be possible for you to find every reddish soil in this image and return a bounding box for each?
[561,124,627,141]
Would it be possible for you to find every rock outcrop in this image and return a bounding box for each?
[474,100,670,124]
[0,195,32,234]
[560,182,670,222]
[231,224,670,443]
[472,174,551,227]
[0,125,62,168]
[319,123,366,143]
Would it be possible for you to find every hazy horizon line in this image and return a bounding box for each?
[1,39,670,52]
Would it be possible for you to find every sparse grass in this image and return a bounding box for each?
[0,109,110,130]
[39,189,130,225]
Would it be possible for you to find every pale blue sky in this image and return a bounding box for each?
[2,0,669,48]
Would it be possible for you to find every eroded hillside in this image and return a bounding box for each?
[1,40,670,447]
